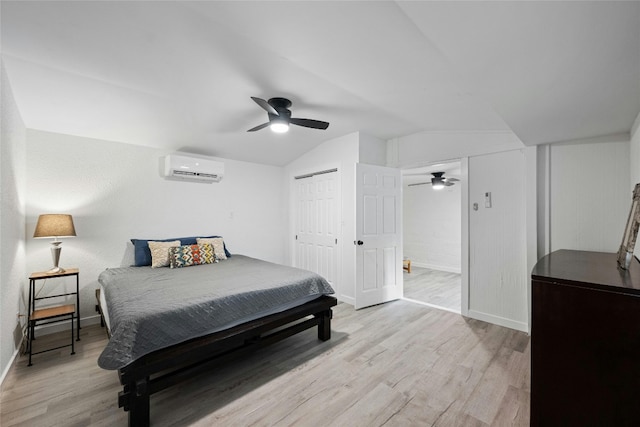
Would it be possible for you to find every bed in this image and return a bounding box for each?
[96,251,336,426]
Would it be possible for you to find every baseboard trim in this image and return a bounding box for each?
[466,309,529,333]
[0,342,22,390]
[338,295,354,306]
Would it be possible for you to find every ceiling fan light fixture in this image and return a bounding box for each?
[270,119,289,133]
[432,177,445,190]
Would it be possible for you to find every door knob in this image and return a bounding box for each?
[357,240,364,246]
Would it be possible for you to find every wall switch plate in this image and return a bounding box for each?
[485,192,492,208]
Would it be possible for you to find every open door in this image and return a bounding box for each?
[355,163,403,309]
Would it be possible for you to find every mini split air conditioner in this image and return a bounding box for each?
[163,154,224,183]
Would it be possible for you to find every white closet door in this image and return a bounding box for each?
[295,171,338,289]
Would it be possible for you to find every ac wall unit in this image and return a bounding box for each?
[163,154,224,183]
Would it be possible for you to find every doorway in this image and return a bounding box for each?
[401,161,462,313]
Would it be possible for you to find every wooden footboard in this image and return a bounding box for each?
[115,295,337,427]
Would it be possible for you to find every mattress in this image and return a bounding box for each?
[97,255,334,370]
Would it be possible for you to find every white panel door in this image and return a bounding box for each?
[355,163,402,309]
[295,172,338,289]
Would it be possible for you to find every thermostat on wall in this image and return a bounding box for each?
[485,192,492,208]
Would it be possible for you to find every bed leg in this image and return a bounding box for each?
[317,309,332,341]
[121,378,150,427]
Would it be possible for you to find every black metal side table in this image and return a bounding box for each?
[27,268,80,365]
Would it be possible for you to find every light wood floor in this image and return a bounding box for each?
[404,267,462,313]
[1,301,530,426]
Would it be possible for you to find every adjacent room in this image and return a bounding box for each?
[402,161,462,313]
[1,1,639,426]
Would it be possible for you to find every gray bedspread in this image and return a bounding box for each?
[97,255,334,370]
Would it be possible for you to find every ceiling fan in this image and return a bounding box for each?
[407,172,459,190]
[247,97,330,133]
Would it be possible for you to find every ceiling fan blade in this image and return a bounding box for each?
[290,117,330,130]
[247,122,270,132]
[408,182,431,187]
[251,97,278,115]
[444,181,455,186]
[445,177,460,182]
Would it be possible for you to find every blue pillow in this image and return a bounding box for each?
[131,235,231,266]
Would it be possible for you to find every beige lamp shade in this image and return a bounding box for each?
[33,214,77,238]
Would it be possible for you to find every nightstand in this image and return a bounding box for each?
[27,268,80,366]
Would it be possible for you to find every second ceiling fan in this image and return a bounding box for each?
[408,172,459,190]
[247,97,330,133]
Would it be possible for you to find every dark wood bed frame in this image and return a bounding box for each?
[96,291,337,426]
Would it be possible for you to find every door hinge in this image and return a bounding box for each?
[295,235,298,240]
[335,238,337,244]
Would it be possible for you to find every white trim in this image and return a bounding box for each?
[467,309,529,333]
[525,146,538,334]
[632,111,640,138]
[0,342,22,388]
[338,295,354,306]
[410,261,461,274]
[460,157,469,317]
[402,297,460,315]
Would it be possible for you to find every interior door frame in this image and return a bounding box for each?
[460,157,469,317]
[400,158,469,316]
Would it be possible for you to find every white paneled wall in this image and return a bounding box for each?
[468,150,528,331]
[549,137,630,253]
[403,182,461,272]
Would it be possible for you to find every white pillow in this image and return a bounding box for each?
[196,237,227,260]
[148,240,181,268]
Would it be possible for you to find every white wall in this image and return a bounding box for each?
[284,132,359,304]
[359,133,387,166]
[631,113,640,258]
[25,130,286,329]
[390,130,531,331]
[549,135,630,253]
[468,149,528,331]
[0,62,27,382]
[403,182,461,273]
[388,130,524,168]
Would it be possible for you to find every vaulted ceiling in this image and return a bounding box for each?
[2,1,639,166]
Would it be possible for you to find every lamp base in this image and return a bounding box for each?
[50,241,64,274]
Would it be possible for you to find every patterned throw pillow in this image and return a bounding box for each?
[196,237,227,260]
[148,240,181,268]
[169,244,215,268]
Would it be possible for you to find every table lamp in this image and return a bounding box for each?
[33,214,76,273]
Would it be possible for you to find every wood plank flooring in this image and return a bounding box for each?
[1,301,529,426]
[403,267,462,313]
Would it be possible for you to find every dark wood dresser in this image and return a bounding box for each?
[531,250,640,426]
